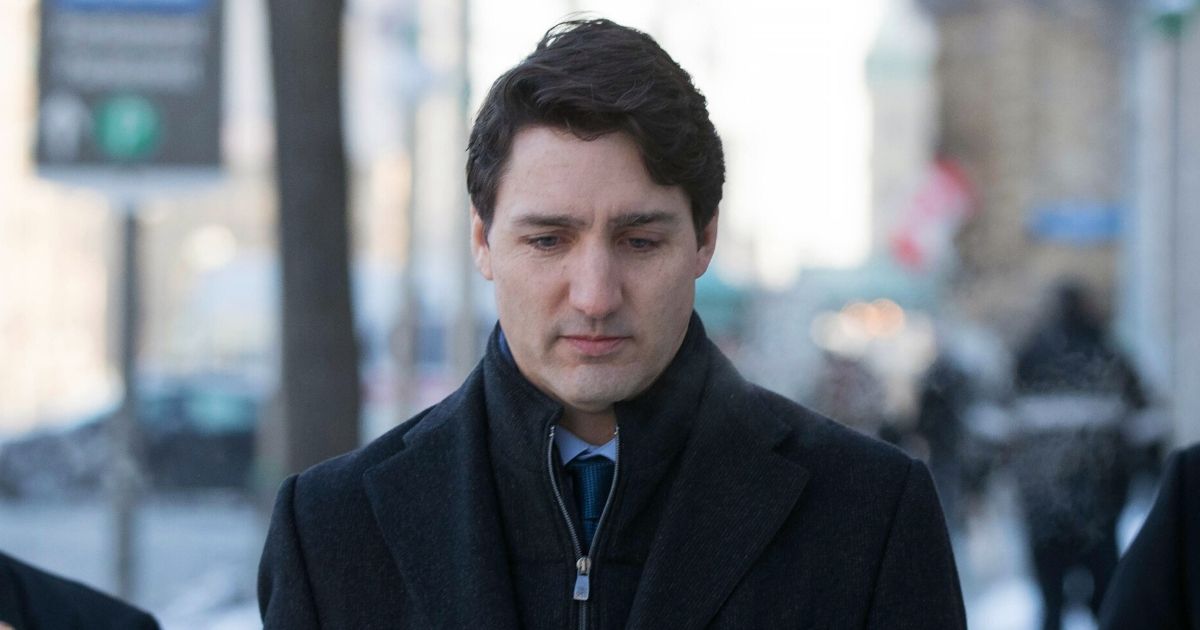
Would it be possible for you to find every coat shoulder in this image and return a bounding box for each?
[0,552,160,630]
[738,381,936,540]
[704,342,915,481]
[1099,443,1200,628]
[750,383,916,480]
[708,371,966,628]
[1180,444,1200,486]
[285,369,482,515]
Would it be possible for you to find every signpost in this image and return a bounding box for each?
[37,0,222,187]
[35,0,223,599]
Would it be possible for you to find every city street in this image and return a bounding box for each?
[2,0,1195,627]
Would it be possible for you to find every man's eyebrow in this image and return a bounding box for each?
[512,213,588,229]
[608,211,680,229]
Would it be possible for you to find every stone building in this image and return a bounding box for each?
[919,0,1200,444]
[920,0,1133,342]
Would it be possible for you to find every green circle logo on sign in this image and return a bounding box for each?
[95,95,162,161]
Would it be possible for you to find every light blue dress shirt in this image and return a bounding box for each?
[555,426,617,464]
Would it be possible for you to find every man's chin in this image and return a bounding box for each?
[555,375,649,412]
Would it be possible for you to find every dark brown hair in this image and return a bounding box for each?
[466,18,725,236]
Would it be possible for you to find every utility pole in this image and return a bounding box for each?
[111,200,144,600]
[1150,0,1198,447]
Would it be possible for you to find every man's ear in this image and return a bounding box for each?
[470,208,494,280]
[694,211,718,278]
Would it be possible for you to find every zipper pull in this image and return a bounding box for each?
[573,556,591,601]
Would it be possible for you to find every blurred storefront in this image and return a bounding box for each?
[919,0,1200,447]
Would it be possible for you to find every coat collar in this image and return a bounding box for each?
[626,349,810,629]
[361,370,522,630]
[362,316,809,629]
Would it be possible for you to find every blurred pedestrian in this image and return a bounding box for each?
[915,353,971,530]
[0,551,159,630]
[1009,281,1147,630]
[1099,443,1200,629]
[813,350,887,438]
[915,321,1014,534]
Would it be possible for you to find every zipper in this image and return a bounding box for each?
[546,425,620,630]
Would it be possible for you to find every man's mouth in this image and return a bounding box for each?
[561,335,628,357]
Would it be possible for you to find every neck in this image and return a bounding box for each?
[560,407,617,446]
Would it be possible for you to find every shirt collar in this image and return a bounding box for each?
[554,426,618,464]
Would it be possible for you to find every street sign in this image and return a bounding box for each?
[35,0,223,191]
[1148,0,1197,36]
[1027,202,1124,245]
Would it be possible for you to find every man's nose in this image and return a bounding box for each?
[568,245,623,319]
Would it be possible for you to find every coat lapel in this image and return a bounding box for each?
[627,372,810,630]
[362,389,521,630]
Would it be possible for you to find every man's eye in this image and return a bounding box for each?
[529,236,561,249]
[627,238,659,250]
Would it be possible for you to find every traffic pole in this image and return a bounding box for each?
[112,199,143,600]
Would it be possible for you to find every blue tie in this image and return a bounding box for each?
[566,455,614,551]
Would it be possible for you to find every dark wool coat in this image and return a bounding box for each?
[1100,444,1200,630]
[259,318,966,629]
[0,551,160,630]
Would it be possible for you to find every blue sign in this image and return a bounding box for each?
[1027,202,1124,245]
[54,0,208,12]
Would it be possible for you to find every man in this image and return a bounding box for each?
[0,551,160,630]
[259,18,966,629]
[1099,443,1200,629]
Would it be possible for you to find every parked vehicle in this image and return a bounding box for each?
[0,373,264,498]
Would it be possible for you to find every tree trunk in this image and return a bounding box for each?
[265,0,360,477]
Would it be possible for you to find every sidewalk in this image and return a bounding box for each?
[956,472,1154,630]
[0,493,263,629]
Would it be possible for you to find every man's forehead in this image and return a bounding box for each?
[499,127,661,191]
[489,126,695,233]
[507,209,684,230]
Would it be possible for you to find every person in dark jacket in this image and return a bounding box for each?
[258,18,967,629]
[1009,282,1148,630]
[1099,444,1200,629]
[0,551,160,630]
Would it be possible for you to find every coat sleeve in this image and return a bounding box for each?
[1098,447,1193,629]
[865,459,967,629]
[258,474,322,629]
[0,551,161,630]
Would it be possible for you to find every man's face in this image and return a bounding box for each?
[472,125,717,416]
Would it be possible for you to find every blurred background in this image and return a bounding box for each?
[1,0,1198,627]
